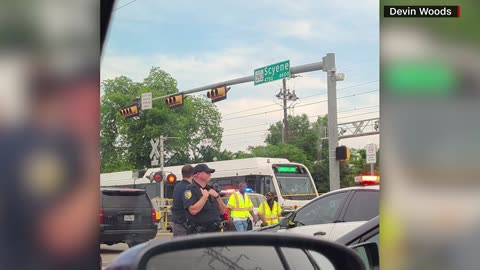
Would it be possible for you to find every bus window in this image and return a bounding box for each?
[260,175,272,193]
[246,175,258,192]
[212,176,243,190]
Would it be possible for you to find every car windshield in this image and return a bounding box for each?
[102,192,151,208]
[276,176,316,200]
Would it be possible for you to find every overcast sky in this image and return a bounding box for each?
[101,0,380,152]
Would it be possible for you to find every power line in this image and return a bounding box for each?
[222,105,379,133]
[223,129,268,137]
[222,80,378,117]
[222,103,278,117]
[301,80,379,99]
[224,122,272,132]
[222,89,378,121]
[338,111,379,119]
[222,139,266,147]
[295,89,378,109]
[114,0,138,11]
[223,121,379,148]
[222,110,379,144]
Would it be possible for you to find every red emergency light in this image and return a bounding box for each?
[355,175,380,186]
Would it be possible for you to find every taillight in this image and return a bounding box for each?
[223,209,229,220]
[100,208,104,224]
[151,208,156,222]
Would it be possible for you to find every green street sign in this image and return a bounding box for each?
[254,60,290,86]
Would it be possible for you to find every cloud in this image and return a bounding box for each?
[265,19,359,42]
[101,0,380,153]
[100,49,379,152]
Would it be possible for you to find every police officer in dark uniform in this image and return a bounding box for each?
[171,165,194,236]
[183,164,226,234]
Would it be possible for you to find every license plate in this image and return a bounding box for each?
[124,215,135,222]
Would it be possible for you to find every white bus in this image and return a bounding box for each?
[101,157,319,208]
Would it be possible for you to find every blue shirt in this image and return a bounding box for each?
[171,179,191,224]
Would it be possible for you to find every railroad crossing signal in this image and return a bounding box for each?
[207,86,230,103]
[166,173,177,185]
[149,171,164,183]
[165,94,184,109]
[119,103,140,118]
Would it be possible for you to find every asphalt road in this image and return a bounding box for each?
[101,231,173,269]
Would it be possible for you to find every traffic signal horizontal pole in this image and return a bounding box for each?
[151,61,324,101]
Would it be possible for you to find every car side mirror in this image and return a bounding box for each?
[350,242,379,270]
[126,233,366,270]
[281,208,294,217]
[287,220,298,229]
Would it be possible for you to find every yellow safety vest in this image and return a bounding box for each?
[227,192,253,219]
[258,200,282,225]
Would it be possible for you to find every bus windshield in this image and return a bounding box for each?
[276,175,317,200]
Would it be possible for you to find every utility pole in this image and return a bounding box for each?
[159,135,165,200]
[282,78,288,144]
[276,78,298,144]
[324,53,341,191]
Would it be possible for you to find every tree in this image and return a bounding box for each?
[247,144,311,168]
[262,114,380,191]
[265,114,328,190]
[266,114,322,162]
[100,67,223,173]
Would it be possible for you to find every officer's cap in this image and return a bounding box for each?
[193,164,215,174]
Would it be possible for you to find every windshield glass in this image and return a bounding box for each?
[276,176,316,200]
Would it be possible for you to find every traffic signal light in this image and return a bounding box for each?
[166,173,177,185]
[119,103,140,118]
[149,171,164,183]
[336,145,350,161]
[207,86,229,103]
[165,94,184,109]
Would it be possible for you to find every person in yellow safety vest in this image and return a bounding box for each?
[227,182,257,232]
[257,191,282,227]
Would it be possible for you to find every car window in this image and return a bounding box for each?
[146,246,284,270]
[250,195,265,208]
[308,251,336,270]
[102,192,151,208]
[293,192,348,225]
[363,232,379,246]
[257,195,265,206]
[249,196,259,208]
[343,191,379,222]
[281,248,316,270]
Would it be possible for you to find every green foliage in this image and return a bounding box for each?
[100,67,223,173]
[260,113,380,191]
[248,144,311,168]
[100,68,381,193]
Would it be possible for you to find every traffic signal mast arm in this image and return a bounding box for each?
[148,61,324,102]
